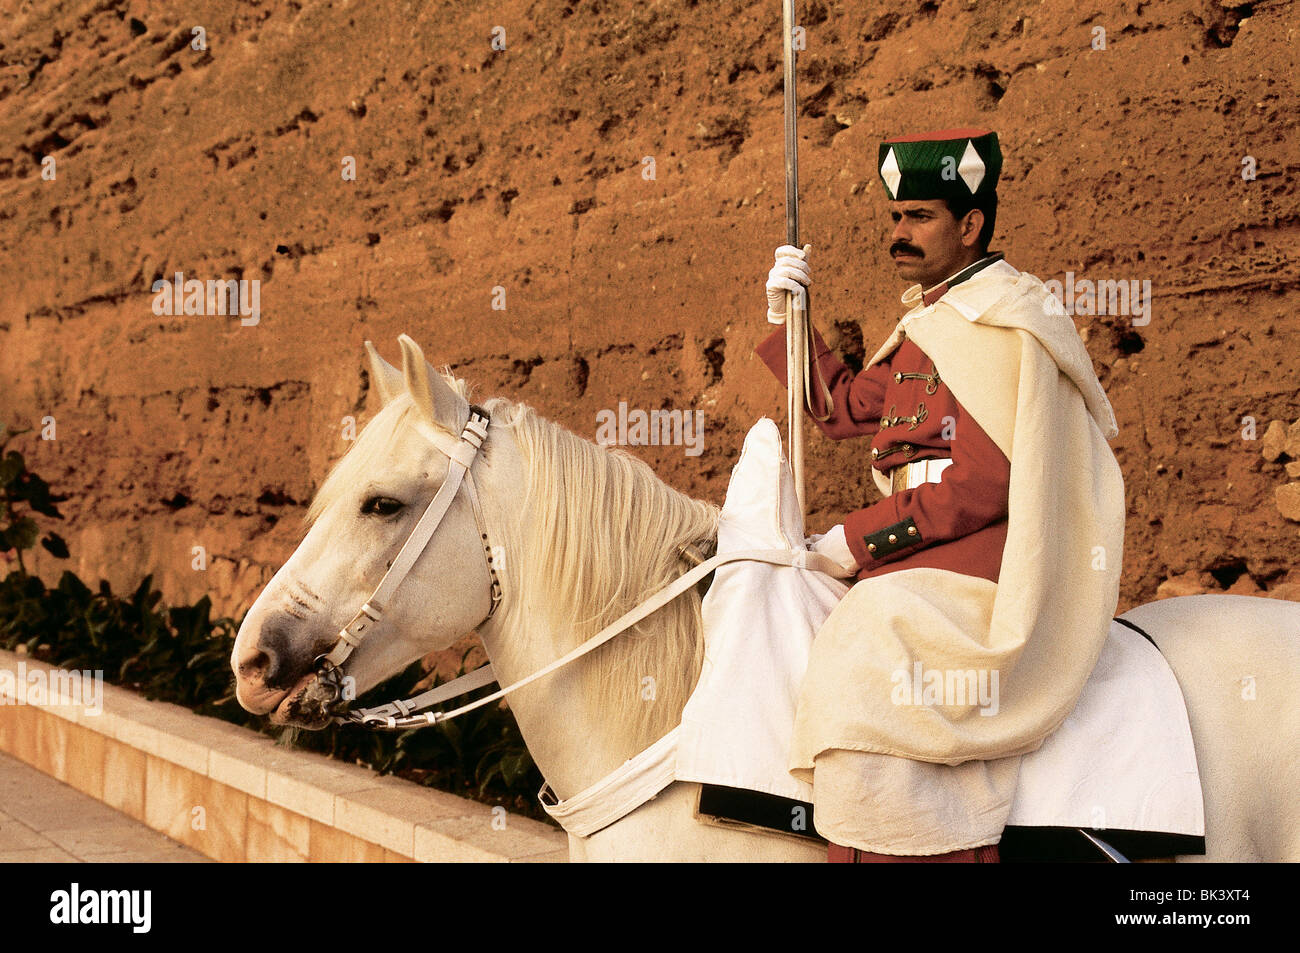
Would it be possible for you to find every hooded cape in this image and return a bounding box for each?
[790,260,1125,780]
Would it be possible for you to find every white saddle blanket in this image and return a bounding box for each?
[676,419,1205,837]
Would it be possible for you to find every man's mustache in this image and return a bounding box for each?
[890,242,924,257]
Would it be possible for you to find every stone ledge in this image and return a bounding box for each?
[0,649,568,862]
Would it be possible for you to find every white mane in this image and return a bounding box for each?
[496,397,719,757]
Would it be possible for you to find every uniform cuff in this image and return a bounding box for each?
[846,509,924,565]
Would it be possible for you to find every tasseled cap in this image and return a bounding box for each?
[878,128,1002,201]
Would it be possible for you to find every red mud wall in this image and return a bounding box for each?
[2,0,1297,624]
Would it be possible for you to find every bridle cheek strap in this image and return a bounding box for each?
[314,409,497,684]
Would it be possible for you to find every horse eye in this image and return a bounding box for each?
[361,496,405,517]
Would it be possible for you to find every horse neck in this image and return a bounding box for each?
[475,404,717,799]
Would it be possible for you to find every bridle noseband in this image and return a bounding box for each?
[312,404,502,713]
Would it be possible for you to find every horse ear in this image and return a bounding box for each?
[364,341,405,406]
[397,334,464,428]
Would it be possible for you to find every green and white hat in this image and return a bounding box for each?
[877,128,1002,201]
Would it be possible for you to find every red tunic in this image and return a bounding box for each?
[755,325,1010,583]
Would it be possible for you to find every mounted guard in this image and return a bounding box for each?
[758,128,1127,861]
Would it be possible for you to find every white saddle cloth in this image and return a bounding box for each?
[675,419,1205,838]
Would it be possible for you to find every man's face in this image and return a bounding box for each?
[888,199,982,288]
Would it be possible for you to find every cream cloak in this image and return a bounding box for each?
[790,261,1125,848]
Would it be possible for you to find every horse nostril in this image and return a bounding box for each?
[238,647,273,683]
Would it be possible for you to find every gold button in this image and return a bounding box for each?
[894,372,903,383]
[888,534,897,544]
[867,543,877,553]
[870,447,878,459]
[907,525,918,536]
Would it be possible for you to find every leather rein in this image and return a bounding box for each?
[313,404,853,731]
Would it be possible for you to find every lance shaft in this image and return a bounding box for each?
[782,0,800,248]
[782,0,807,515]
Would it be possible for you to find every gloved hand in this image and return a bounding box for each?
[765,244,812,324]
[810,524,859,573]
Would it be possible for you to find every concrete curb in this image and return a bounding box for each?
[0,649,568,862]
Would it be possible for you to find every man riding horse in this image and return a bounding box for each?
[757,129,1126,862]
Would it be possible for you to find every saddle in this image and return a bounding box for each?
[674,419,1205,861]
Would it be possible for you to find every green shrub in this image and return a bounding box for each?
[0,426,545,820]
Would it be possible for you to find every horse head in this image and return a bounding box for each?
[234,334,717,798]
[231,335,500,729]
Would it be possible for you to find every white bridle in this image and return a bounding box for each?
[312,405,501,720]
[314,404,853,731]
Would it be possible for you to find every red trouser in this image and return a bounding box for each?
[828,844,1000,863]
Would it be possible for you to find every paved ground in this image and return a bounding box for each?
[0,751,208,863]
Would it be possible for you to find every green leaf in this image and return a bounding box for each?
[0,451,23,488]
[477,763,502,797]
[40,532,69,559]
[8,517,38,551]
[501,750,532,786]
[57,571,93,601]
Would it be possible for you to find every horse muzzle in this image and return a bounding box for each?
[268,669,341,729]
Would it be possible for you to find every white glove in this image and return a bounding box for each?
[810,524,858,573]
[765,244,812,324]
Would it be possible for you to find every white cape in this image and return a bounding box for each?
[675,419,1203,837]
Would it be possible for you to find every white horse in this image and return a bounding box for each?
[232,336,1300,862]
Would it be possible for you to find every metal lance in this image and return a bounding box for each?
[782,0,808,514]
